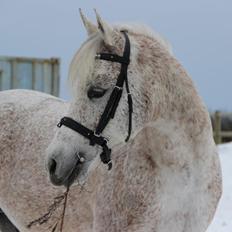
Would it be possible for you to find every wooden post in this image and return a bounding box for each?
[32,61,36,90]
[0,69,2,90]
[11,60,17,89]
[214,111,222,144]
[51,58,60,97]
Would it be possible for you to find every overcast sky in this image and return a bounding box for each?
[0,0,231,111]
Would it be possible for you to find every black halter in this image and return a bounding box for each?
[57,31,132,170]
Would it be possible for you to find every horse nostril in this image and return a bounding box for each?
[48,158,57,175]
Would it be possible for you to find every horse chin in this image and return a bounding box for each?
[63,160,92,187]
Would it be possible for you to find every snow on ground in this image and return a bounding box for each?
[207,142,232,232]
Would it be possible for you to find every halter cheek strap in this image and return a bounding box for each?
[57,31,132,170]
[95,31,132,140]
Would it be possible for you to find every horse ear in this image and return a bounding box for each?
[94,9,114,46]
[79,9,98,36]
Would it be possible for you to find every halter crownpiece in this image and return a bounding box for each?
[57,31,132,170]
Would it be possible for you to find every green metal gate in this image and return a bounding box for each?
[0,56,60,97]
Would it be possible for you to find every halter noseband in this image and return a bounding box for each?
[57,31,132,170]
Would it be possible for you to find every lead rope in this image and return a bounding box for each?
[58,186,69,232]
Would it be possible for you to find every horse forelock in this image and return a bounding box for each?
[68,34,102,97]
[68,23,172,96]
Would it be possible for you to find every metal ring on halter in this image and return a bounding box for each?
[93,132,109,142]
[95,54,101,59]
[103,137,109,144]
[107,160,112,165]
[76,153,85,163]
[107,160,113,170]
[93,132,102,137]
[114,86,123,90]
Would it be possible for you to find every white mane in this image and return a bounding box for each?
[114,23,173,54]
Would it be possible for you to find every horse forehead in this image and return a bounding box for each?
[69,30,159,91]
[69,35,102,85]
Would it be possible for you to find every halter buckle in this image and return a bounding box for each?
[100,145,112,170]
[114,86,123,90]
[94,132,108,141]
[93,132,101,137]
[57,122,62,128]
[107,160,113,170]
[76,153,85,163]
[95,54,101,59]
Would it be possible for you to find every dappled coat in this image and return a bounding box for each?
[0,10,221,232]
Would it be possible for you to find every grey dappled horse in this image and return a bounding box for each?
[0,10,221,232]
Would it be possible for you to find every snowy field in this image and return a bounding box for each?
[207,142,232,232]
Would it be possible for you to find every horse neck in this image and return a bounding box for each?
[139,49,212,139]
[133,33,210,133]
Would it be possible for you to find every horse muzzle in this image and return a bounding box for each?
[47,153,84,187]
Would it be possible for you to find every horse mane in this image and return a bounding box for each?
[68,23,172,95]
[114,23,173,54]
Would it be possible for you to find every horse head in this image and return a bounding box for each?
[46,10,173,186]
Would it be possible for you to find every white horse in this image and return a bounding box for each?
[0,10,222,232]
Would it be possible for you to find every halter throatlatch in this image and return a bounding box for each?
[57,31,132,170]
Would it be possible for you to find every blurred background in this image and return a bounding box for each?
[0,0,231,111]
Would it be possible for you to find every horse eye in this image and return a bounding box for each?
[87,86,107,99]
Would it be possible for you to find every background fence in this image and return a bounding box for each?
[212,111,232,144]
[0,56,60,97]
